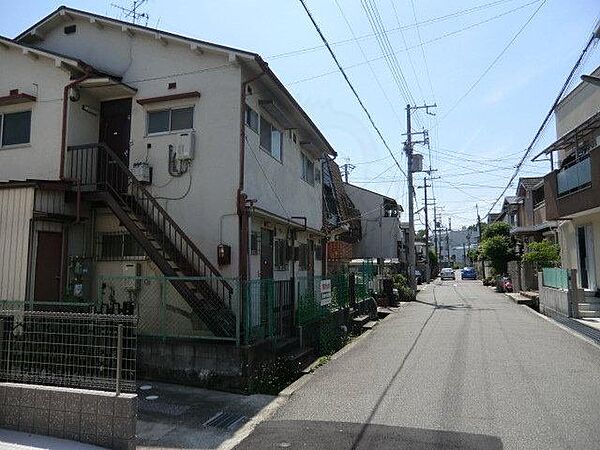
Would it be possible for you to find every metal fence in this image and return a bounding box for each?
[542,268,569,290]
[0,308,136,393]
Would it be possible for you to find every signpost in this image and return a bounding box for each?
[320,279,332,305]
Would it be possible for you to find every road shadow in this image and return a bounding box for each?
[234,420,503,449]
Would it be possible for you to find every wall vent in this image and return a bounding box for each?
[64,25,77,35]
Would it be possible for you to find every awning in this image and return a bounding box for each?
[79,77,137,99]
[532,111,600,161]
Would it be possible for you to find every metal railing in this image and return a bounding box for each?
[542,267,569,290]
[557,156,591,196]
[0,308,136,393]
[65,143,233,311]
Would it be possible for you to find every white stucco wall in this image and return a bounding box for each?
[344,183,400,259]
[555,66,600,162]
[0,47,68,182]
[35,17,243,278]
[243,80,324,231]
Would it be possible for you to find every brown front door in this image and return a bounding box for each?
[34,232,63,302]
[99,99,132,192]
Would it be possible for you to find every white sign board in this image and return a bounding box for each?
[320,279,332,306]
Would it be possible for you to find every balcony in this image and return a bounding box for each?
[545,146,600,220]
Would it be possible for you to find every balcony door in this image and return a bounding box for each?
[577,225,596,290]
[99,99,132,192]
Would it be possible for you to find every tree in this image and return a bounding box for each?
[482,221,511,240]
[467,248,479,263]
[522,240,560,268]
[416,229,426,240]
[479,235,515,274]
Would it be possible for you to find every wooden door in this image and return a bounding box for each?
[99,98,132,192]
[34,232,63,302]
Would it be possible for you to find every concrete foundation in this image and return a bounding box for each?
[0,382,136,450]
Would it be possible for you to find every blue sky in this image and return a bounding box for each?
[2,0,599,228]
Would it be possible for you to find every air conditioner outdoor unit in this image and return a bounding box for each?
[176,131,195,161]
[132,162,152,184]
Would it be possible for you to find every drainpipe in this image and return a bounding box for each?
[60,70,93,180]
[237,69,264,283]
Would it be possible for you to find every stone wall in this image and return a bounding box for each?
[0,382,136,450]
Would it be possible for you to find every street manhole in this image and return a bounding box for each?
[203,411,246,430]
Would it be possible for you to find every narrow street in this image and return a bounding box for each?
[236,279,600,450]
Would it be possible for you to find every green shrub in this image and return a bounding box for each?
[397,285,416,302]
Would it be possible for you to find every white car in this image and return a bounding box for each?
[440,268,456,280]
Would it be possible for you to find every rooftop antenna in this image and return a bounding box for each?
[111,0,150,26]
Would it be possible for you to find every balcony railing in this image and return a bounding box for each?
[557,156,591,196]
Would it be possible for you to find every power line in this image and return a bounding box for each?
[486,22,600,217]
[333,0,403,123]
[272,0,528,60]
[288,0,542,86]
[409,0,436,100]
[297,0,407,181]
[439,0,547,122]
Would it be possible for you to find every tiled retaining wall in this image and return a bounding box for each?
[0,382,136,450]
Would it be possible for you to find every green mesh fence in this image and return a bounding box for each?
[542,268,569,289]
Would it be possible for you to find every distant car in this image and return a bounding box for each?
[461,267,477,280]
[440,268,455,280]
[415,269,423,285]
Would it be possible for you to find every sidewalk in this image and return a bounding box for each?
[0,429,104,450]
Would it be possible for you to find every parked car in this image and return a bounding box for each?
[440,268,456,280]
[461,267,477,280]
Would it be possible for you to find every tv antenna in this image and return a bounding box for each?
[111,0,150,26]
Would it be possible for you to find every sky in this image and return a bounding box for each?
[1,0,599,229]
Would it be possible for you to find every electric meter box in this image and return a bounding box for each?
[132,162,152,184]
[176,131,195,161]
[123,262,141,291]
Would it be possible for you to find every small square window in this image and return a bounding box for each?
[2,111,32,146]
[301,153,314,185]
[147,110,170,134]
[171,107,193,131]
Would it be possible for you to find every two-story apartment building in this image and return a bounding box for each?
[540,66,600,297]
[509,177,557,245]
[0,6,334,352]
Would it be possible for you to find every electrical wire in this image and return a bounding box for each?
[486,21,600,217]
[297,0,408,183]
[271,0,528,60]
[409,0,436,101]
[439,0,547,122]
[289,0,542,86]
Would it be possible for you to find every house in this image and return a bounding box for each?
[496,196,522,227]
[321,157,362,273]
[510,177,557,246]
[538,65,600,309]
[0,6,338,384]
[343,183,403,262]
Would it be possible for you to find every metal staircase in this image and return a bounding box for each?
[66,143,237,338]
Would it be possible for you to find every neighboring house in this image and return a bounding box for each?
[510,177,557,245]
[343,183,402,260]
[540,65,600,299]
[496,196,522,227]
[0,6,335,349]
[322,157,362,273]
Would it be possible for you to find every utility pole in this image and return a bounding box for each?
[476,204,482,243]
[423,177,431,282]
[340,163,356,183]
[404,103,436,291]
[446,221,451,263]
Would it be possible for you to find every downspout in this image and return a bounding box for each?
[237,68,265,283]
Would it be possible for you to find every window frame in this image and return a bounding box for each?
[0,109,33,148]
[96,232,145,261]
[301,153,315,186]
[274,239,288,271]
[146,106,195,136]
[245,105,259,133]
[258,114,283,162]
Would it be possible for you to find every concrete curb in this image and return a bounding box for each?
[519,303,600,351]
[218,304,406,450]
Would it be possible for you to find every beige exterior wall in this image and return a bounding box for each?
[0,187,34,301]
[244,80,324,231]
[35,17,244,278]
[557,212,600,291]
[0,47,69,182]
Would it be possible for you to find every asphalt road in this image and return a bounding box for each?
[236,278,600,450]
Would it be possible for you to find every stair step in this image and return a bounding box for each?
[362,320,378,330]
[579,310,600,318]
[579,302,600,311]
[352,314,369,324]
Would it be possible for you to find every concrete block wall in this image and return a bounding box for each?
[0,382,137,450]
